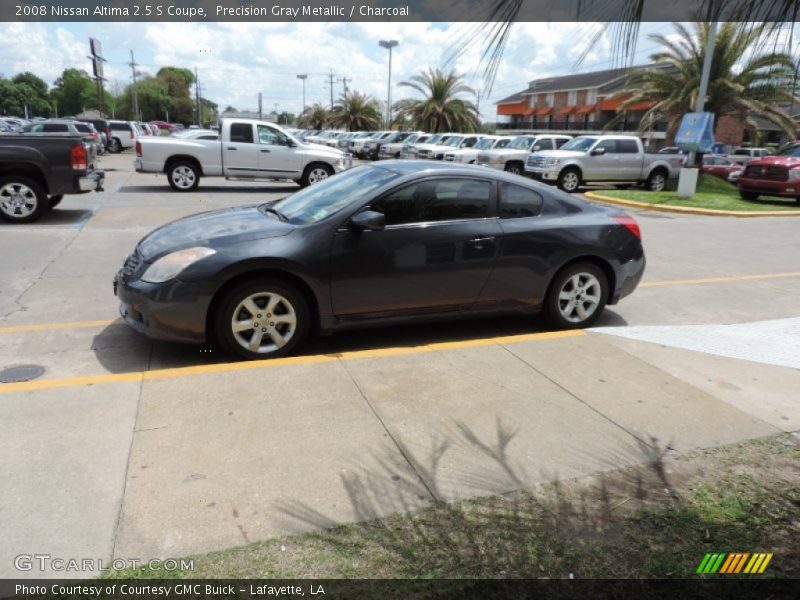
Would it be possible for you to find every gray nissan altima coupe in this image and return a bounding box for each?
[114,161,645,360]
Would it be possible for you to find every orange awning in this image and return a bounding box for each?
[497,100,527,116]
[538,106,553,116]
[522,106,538,116]
[599,96,654,111]
[575,104,596,114]
[559,106,577,115]
[623,100,655,111]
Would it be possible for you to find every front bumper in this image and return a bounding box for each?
[738,177,799,198]
[78,170,105,192]
[335,154,353,172]
[526,168,560,181]
[114,270,210,344]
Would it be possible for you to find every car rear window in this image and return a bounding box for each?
[42,123,69,132]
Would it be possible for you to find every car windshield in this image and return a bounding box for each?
[475,138,498,149]
[270,166,400,225]
[508,136,534,150]
[404,134,420,144]
[444,136,464,147]
[494,138,512,149]
[775,144,800,156]
[425,134,443,144]
[561,137,598,151]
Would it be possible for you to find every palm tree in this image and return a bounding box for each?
[607,22,797,142]
[296,103,330,129]
[327,90,383,131]
[393,68,480,133]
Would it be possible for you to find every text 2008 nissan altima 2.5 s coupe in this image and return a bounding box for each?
[114,161,645,360]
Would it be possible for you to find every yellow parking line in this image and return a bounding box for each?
[639,271,800,288]
[0,329,584,394]
[0,319,116,334]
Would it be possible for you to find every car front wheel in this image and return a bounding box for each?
[557,168,581,193]
[215,280,310,360]
[299,163,333,187]
[545,263,608,329]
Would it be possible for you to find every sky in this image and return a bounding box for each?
[0,21,797,120]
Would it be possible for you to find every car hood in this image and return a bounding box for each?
[746,155,798,167]
[137,204,293,261]
[533,150,587,159]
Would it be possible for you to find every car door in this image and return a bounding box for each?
[257,124,302,178]
[330,177,503,317]
[223,122,260,177]
[585,139,619,180]
[615,138,643,179]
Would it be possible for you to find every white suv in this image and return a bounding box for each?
[108,121,138,153]
[445,135,513,163]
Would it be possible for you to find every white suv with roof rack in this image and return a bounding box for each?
[445,135,513,163]
[417,133,482,160]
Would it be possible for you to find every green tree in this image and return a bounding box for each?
[607,22,798,142]
[50,68,98,116]
[328,90,382,131]
[296,103,330,129]
[393,68,480,133]
[115,66,197,122]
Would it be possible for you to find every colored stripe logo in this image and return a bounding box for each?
[696,553,773,574]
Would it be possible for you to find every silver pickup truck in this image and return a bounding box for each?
[525,134,684,192]
[135,118,351,191]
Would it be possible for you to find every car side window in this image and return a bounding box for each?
[499,183,543,218]
[372,178,492,226]
[257,125,289,146]
[462,137,478,148]
[230,123,254,144]
[617,139,639,153]
[596,140,619,153]
[536,138,554,150]
[556,138,570,148]
[42,123,68,133]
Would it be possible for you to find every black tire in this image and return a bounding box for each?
[504,162,524,175]
[645,169,667,192]
[0,175,48,223]
[544,262,609,330]
[557,167,581,193]
[214,279,310,360]
[48,194,64,208]
[299,163,333,188]
[167,161,200,192]
[109,137,122,153]
[739,190,759,201]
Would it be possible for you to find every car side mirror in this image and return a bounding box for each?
[287,139,297,147]
[350,210,386,232]
[590,147,606,156]
[532,145,541,151]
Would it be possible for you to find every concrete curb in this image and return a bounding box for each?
[583,191,800,218]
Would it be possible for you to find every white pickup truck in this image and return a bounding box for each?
[525,134,684,192]
[476,134,572,174]
[134,119,351,191]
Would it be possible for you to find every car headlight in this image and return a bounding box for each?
[788,167,800,180]
[140,247,216,283]
[545,158,562,167]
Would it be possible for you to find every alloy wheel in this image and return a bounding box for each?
[557,272,602,324]
[307,167,330,184]
[0,183,37,218]
[561,171,580,192]
[230,292,297,354]
[171,166,196,189]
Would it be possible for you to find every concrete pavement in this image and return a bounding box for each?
[0,152,797,577]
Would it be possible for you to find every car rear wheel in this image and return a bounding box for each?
[167,162,200,192]
[504,162,524,175]
[215,280,310,360]
[299,163,333,187]
[545,263,608,329]
[646,169,667,192]
[109,137,122,153]
[557,168,581,193]
[739,190,759,201]
[0,176,48,223]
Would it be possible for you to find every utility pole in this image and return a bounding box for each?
[296,74,307,113]
[195,66,201,126]
[129,50,139,121]
[326,70,336,109]
[337,76,352,97]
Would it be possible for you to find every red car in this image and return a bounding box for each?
[701,155,742,181]
[149,120,175,132]
[737,143,800,202]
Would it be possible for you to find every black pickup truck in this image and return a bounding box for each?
[0,135,104,223]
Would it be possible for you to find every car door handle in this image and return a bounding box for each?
[227,147,237,151]
[469,236,495,249]
[260,149,270,153]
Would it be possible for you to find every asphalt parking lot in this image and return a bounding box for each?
[2,152,799,578]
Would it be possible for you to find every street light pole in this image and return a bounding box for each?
[379,39,399,128]
[296,74,307,113]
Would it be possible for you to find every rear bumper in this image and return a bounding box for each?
[77,170,105,192]
[610,252,646,305]
[738,177,799,198]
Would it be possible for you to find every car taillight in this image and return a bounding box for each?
[612,215,641,240]
[70,144,87,171]
[135,141,142,157]
[131,128,136,139]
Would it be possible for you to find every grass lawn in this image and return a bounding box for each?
[105,433,799,580]
[603,175,800,212]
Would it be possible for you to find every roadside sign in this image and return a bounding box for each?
[675,112,715,153]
